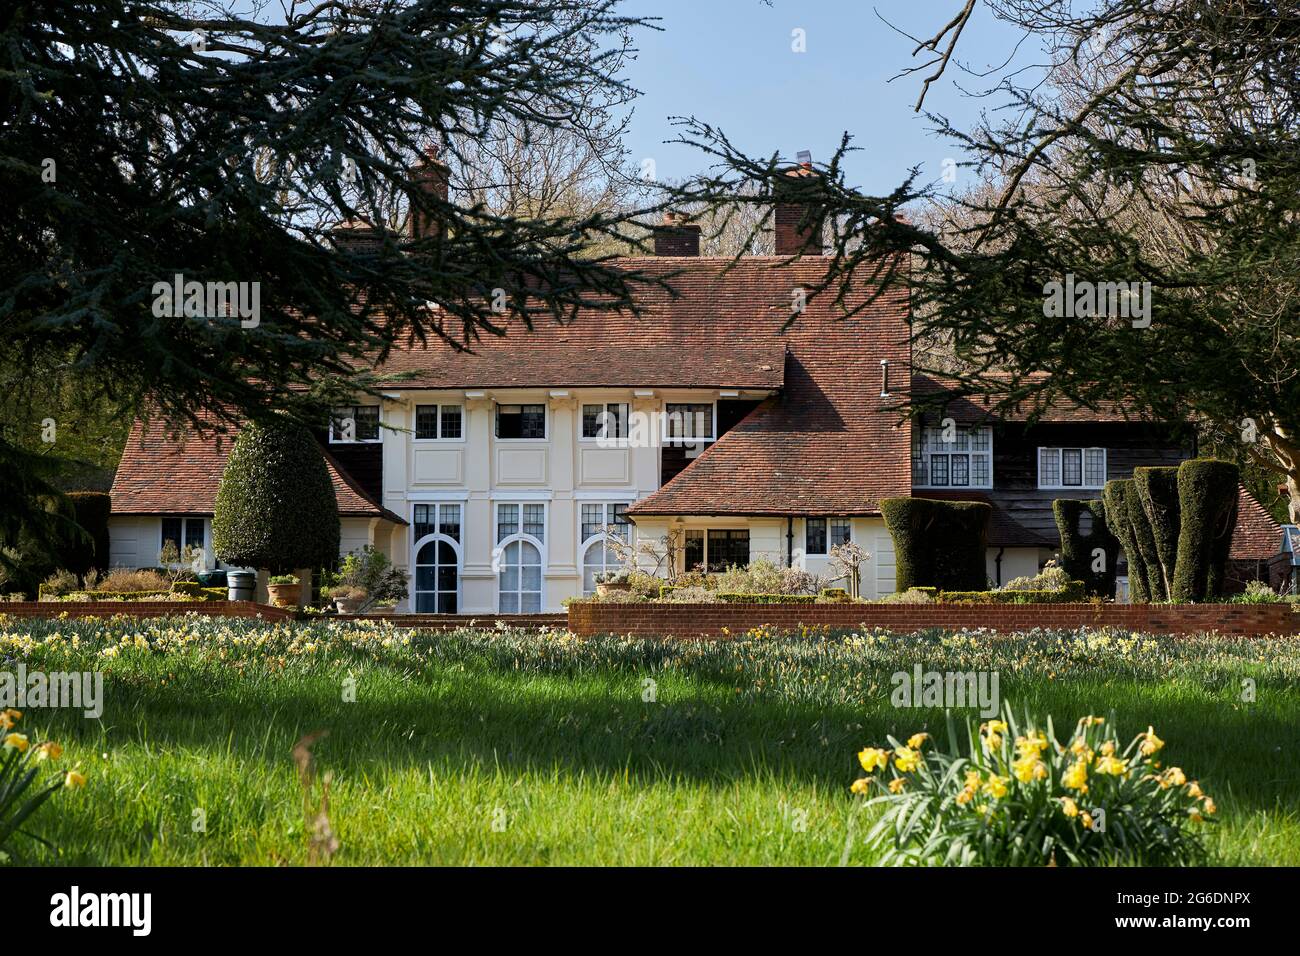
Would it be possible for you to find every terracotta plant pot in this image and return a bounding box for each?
[596,581,631,596]
[266,583,300,607]
[333,596,364,614]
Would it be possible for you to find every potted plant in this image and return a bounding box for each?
[595,569,632,595]
[267,573,301,607]
[332,585,367,614]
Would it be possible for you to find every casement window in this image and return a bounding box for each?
[580,503,630,543]
[805,517,852,555]
[497,503,545,543]
[495,403,545,439]
[329,405,381,443]
[683,528,750,573]
[413,503,461,543]
[161,517,205,559]
[414,404,463,440]
[581,403,628,440]
[913,425,993,489]
[665,403,715,442]
[1039,447,1106,489]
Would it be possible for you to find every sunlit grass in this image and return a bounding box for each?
[2,614,1297,865]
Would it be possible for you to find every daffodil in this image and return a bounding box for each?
[2,732,28,753]
[1096,754,1127,777]
[64,770,86,789]
[850,777,871,795]
[1080,812,1094,830]
[984,774,1009,799]
[907,732,929,749]
[1059,796,1079,818]
[1159,767,1187,789]
[1062,760,1089,792]
[1186,780,1203,799]
[1139,726,1164,757]
[36,741,63,761]
[858,747,889,773]
[1202,797,1216,815]
[1015,732,1048,759]
[889,777,906,794]
[893,746,921,773]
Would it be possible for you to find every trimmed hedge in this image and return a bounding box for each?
[717,592,816,604]
[1103,479,1153,602]
[1052,499,1120,598]
[1133,467,1180,598]
[939,581,1087,604]
[880,497,990,592]
[171,582,228,601]
[1172,459,1240,601]
[212,418,340,573]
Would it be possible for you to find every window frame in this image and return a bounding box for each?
[494,500,548,613]
[413,403,465,442]
[579,502,631,545]
[912,424,994,490]
[1037,446,1107,490]
[663,401,717,445]
[580,402,630,443]
[494,402,547,441]
[328,404,382,444]
[160,517,207,566]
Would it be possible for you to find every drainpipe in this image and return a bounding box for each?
[994,547,1005,587]
[786,516,795,568]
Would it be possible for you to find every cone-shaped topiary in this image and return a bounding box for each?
[881,497,990,592]
[1102,479,1151,603]
[212,418,340,574]
[1133,466,1181,598]
[1172,459,1239,601]
[1052,499,1120,598]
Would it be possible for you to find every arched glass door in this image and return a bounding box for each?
[498,539,543,612]
[415,538,458,613]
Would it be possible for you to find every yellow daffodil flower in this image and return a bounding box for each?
[907,732,929,749]
[1062,760,1089,792]
[2,733,28,753]
[850,777,871,795]
[858,747,889,773]
[984,774,1009,799]
[1159,767,1187,789]
[64,770,86,789]
[889,777,906,794]
[893,746,921,773]
[1139,726,1164,756]
[1080,812,1094,830]
[1060,797,1079,818]
[36,741,63,761]
[1202,797,1216,815]
[1186,781,1203,799]
[1096,755,1127,777]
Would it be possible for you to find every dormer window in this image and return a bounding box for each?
[329,405,380,443]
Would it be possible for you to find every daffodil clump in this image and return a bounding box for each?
[1,709,85,863]
[851,709,1215,866]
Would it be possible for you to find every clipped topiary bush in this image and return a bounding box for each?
[1133,467,1180,599]
[1053,499,1120,598]
[1172,459,1240,602]
[212,418,340,574]
[1102,479,1152,602]
[880,497,990,592]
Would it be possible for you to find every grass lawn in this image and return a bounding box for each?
[3,614,1298,866]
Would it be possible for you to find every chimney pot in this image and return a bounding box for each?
[410,146,450,241]
[773,156,824,256]
[652,212,701,256]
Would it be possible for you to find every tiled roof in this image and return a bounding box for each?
[626,258,912,516]
[911,374,1136,423]
[110,418,405,524]
[1230,486,1283,560]
[373,258,788,389]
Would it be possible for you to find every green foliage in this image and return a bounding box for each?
[1102,480,1153,603]
[337,546,408,611]
[0,711,76,862]
[855,709,1214,867]
[875,587,937,604]
[170,582,227,601]
[938,582,1085,604]
[1133,468,1181,598]
[1172,460,1240,602]
[711,558,821,596]
[880,497,990,592]
[1229,580,1282,605]
[52,492,111,579]
[1052,500,1120,598]
[212,420,340,573]
[716,593,816,604]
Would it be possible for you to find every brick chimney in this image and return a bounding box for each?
[773,151,824,256]
[409,146,450,241]
[329,217,384,255]
[651,211,701,256]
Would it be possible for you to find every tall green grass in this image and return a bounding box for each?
[2,615,1297,865]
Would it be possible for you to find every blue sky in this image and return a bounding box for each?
[620,0,1037,194]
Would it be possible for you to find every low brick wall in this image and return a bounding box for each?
[0,601,293,621]
[336,612,566,630]
[567,601,1300,639]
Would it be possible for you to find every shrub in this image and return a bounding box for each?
[170,581,227,601]
[56,491,111,578]
[96,567,170,593]
[711,558,821,596]
[662,585,719,603]
[1172,459,1240,601]
[716,592,816,604]
[1053,499,1120,598]
[938,582,1085,604]
[1133,467,1181,598]
[880,497,989,592]
[337,546,408,611]
[1000,561,1072,593]
[852,710,1214,866]
[39,569,79,599]
[1102,480,1153,602]
[212,418,340,574]
[1229,580,1281,604]
[876,587,937,604]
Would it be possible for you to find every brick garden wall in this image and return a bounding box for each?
[0,601,294,621]
[567,601,1299,639]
